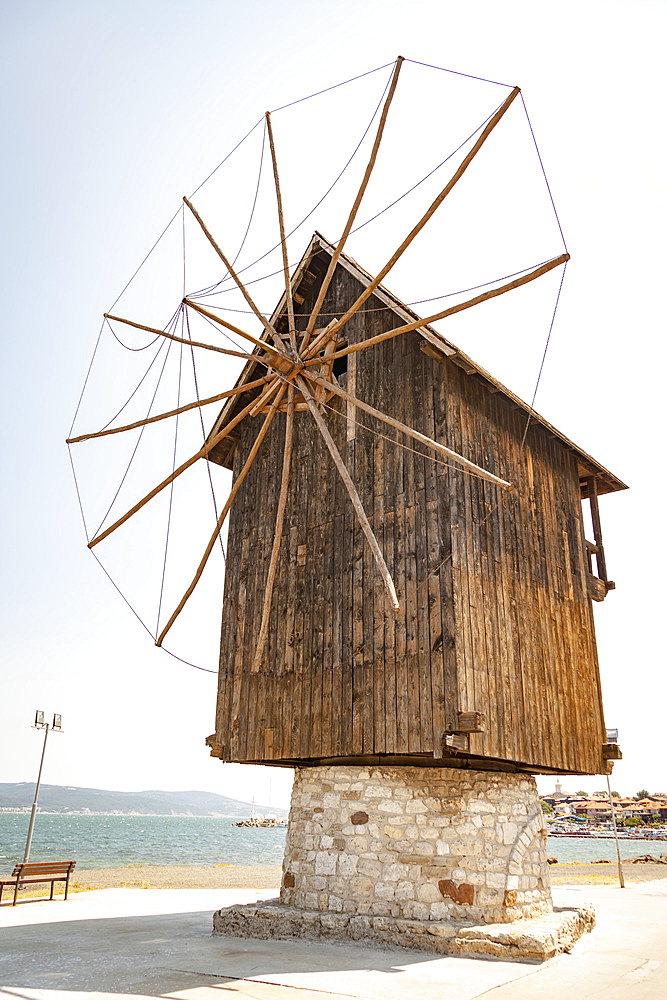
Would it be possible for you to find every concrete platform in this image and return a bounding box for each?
[0,880,665,999]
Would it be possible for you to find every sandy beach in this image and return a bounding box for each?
[66,861,667,892]
[71,863,283,891]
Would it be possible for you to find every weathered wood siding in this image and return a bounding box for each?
[213,264,606,774]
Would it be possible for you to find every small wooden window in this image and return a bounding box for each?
[332,353,348,378]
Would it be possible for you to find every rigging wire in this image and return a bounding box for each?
[90,548,217,673]
[189,117,264,200]
[68,319,106,438]
[192,121,268,299]
[192,254,559,320]
[190,94,506,302]
[520,260,568,447]
[98,337,167,433]
[320,395,509,486]
[270,59,395,114]
[155,318,184,637]
[188,63,397,300]
[520,93,568,254]
[91,311,179,541]
[403,57,515,90]
[184,308,251,667]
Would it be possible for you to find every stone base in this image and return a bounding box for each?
[212,898,595,962]
[280,765,552,924]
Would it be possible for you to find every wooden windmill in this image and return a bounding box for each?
[68,59,625,780]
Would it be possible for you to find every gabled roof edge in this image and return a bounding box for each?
[205,233,627,495]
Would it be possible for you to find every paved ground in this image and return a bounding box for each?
[0,880,665,999]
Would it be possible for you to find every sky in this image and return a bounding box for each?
[1,0,665,811]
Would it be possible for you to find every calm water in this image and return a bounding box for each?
[0,814,287,869]
[1,814,665,871]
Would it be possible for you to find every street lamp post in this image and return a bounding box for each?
[605,727,624,890]
[24,711,63,863]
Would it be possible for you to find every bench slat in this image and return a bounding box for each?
[10,863,76,876]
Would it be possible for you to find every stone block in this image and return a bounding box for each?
[365,784,392,798]
[416,882,442,903]
[382,863,410,882]
[383,825,403,839]
[315,852,337,876]
[358,858,382,876]
[395,880,415,900]
[337,854,358,876]
[405,799,428,814]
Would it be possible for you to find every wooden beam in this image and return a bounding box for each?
[589,476,609,583]
[251,383,295,672]
[304,372,513,491]
[448,711,486,734]
[88,379,280,548]
[104,312,263,362]
[183,196,284,352]
[301,318,339,363]
[182,299,290,360]
[588,574,607,602]
[325,86,521,339]
[265,111,296,351]
[303,56,404,345]
[602,743,623,761]
[305,253,569,367]
[66,374,273,444]
[157,383,288,646]
[296,375,399,611]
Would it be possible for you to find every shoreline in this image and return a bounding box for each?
[66,862,667,891]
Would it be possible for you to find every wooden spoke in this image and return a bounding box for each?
[296,375,399,611]
[265,111,296,352]
[105,312,262,362]
[251,383,295,672]
[326,86,521,340]
[67,375,274,444]
[157,383,288,646]
[88,379,281,549]
[183,196,285,353]
[305,372,513,491]
[304,252,569,367]
[301,318,339,363]
[303,56,404,348]
[182,299,289,359]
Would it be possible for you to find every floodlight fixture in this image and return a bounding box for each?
[606,728,618,744]
[34,710,44,727]
[52,714,62,731]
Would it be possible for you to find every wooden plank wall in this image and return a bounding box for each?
[214,263,606,774]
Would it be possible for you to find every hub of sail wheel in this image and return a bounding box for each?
[257,319,342,413]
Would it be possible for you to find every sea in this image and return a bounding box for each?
[1,813,666,870]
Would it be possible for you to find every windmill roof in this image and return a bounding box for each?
[205,233,627,496]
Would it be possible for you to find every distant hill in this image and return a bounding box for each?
[0,783,285,817]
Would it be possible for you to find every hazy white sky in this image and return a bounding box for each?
[1,0,665,810]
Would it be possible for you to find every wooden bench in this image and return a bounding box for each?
[0,861,76,905]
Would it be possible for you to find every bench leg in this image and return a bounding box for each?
[50,881,55,900]
[64,876,69,901]
[13,881,19,906]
